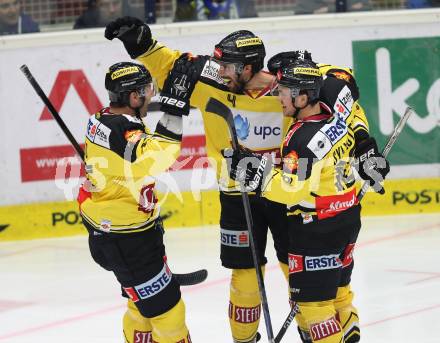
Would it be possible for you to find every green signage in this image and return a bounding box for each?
[352,37,440,165]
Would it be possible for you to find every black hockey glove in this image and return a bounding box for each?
[104,16,153,59]
[222,148,272,193]
[159,54,204,116]
[267,50,313,75]
[354,137,390,194]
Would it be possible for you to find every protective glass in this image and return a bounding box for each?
[209,56,244,75]
[138,82,156,97]
[290,87,301,98]
[273,83,300,98]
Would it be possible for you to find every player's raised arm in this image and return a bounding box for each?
[105,16,184,88]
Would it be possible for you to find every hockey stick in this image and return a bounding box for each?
[20,64,85,161]
[356,106,413,202]
[20,64,208,287]
[205,97,275,342]
[273,106,414,343]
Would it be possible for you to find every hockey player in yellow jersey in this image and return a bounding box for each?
[224,57,390,343]
[78,59,199,343]
[103,16,380,342]
[105,18,291,343]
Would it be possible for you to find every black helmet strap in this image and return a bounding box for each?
[290,89,313,118]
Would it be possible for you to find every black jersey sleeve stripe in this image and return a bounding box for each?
[154,122,182,142]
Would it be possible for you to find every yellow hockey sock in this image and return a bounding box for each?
[123,299,153,343]
[150,298,191,343]
[229,268,264,342]
[296,300,344,343]
[334,285,360,343]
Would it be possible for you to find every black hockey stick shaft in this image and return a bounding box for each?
[20,64,85,162]
[20,64,208,287]
[206,97,275,342]
[274,106,414,343]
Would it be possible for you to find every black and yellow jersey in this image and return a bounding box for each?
[139,43,291,191]
[262,77,359,220]
[137,42,368,191]
[318,64,369,142]
[79,108,181,233]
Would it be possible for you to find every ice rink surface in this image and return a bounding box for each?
[1,213,439,343]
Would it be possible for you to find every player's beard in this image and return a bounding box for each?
[224,76,246,94]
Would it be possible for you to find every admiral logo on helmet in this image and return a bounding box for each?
[293,67,321,77]
[111,66,140,80]
[235,37,263,48]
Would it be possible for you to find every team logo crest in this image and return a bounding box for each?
[283,150,299,173]
[332,71,352,83]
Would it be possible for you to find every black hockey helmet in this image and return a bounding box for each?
[213,30,266,73]
[277,58,322,102]
[105,62,152,105]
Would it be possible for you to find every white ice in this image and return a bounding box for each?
[1,213,439,342]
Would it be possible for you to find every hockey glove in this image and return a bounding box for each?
[159,54,204,116]
[267,50,313,75]
[222,148,272,193]
[354,137,390,194]
[104,16,153,59]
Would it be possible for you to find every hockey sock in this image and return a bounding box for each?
[123,299,153,343]
[150,298,191,343]
[334,285,360,343]
[296,300,344,343]
[229,268,264,342]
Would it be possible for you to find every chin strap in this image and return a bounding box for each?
[292,97,308,119]
[129,96,146,118]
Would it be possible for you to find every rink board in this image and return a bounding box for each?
[0,177,438,241]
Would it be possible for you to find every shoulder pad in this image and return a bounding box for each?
[319,64,357,87]
[86,115,112,149]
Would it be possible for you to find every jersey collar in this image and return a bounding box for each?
[298,102,333,122]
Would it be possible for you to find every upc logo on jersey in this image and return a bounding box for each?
[305,254,342,271]
[234,114,250,140]
[288,254,304,274]
[86,116,111,149]
[315,188,357,219]
[123,264,172,302]
[234,114,281,141]
[220,229,249,247]
[310,316,341,341]
[254,125,281,140]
